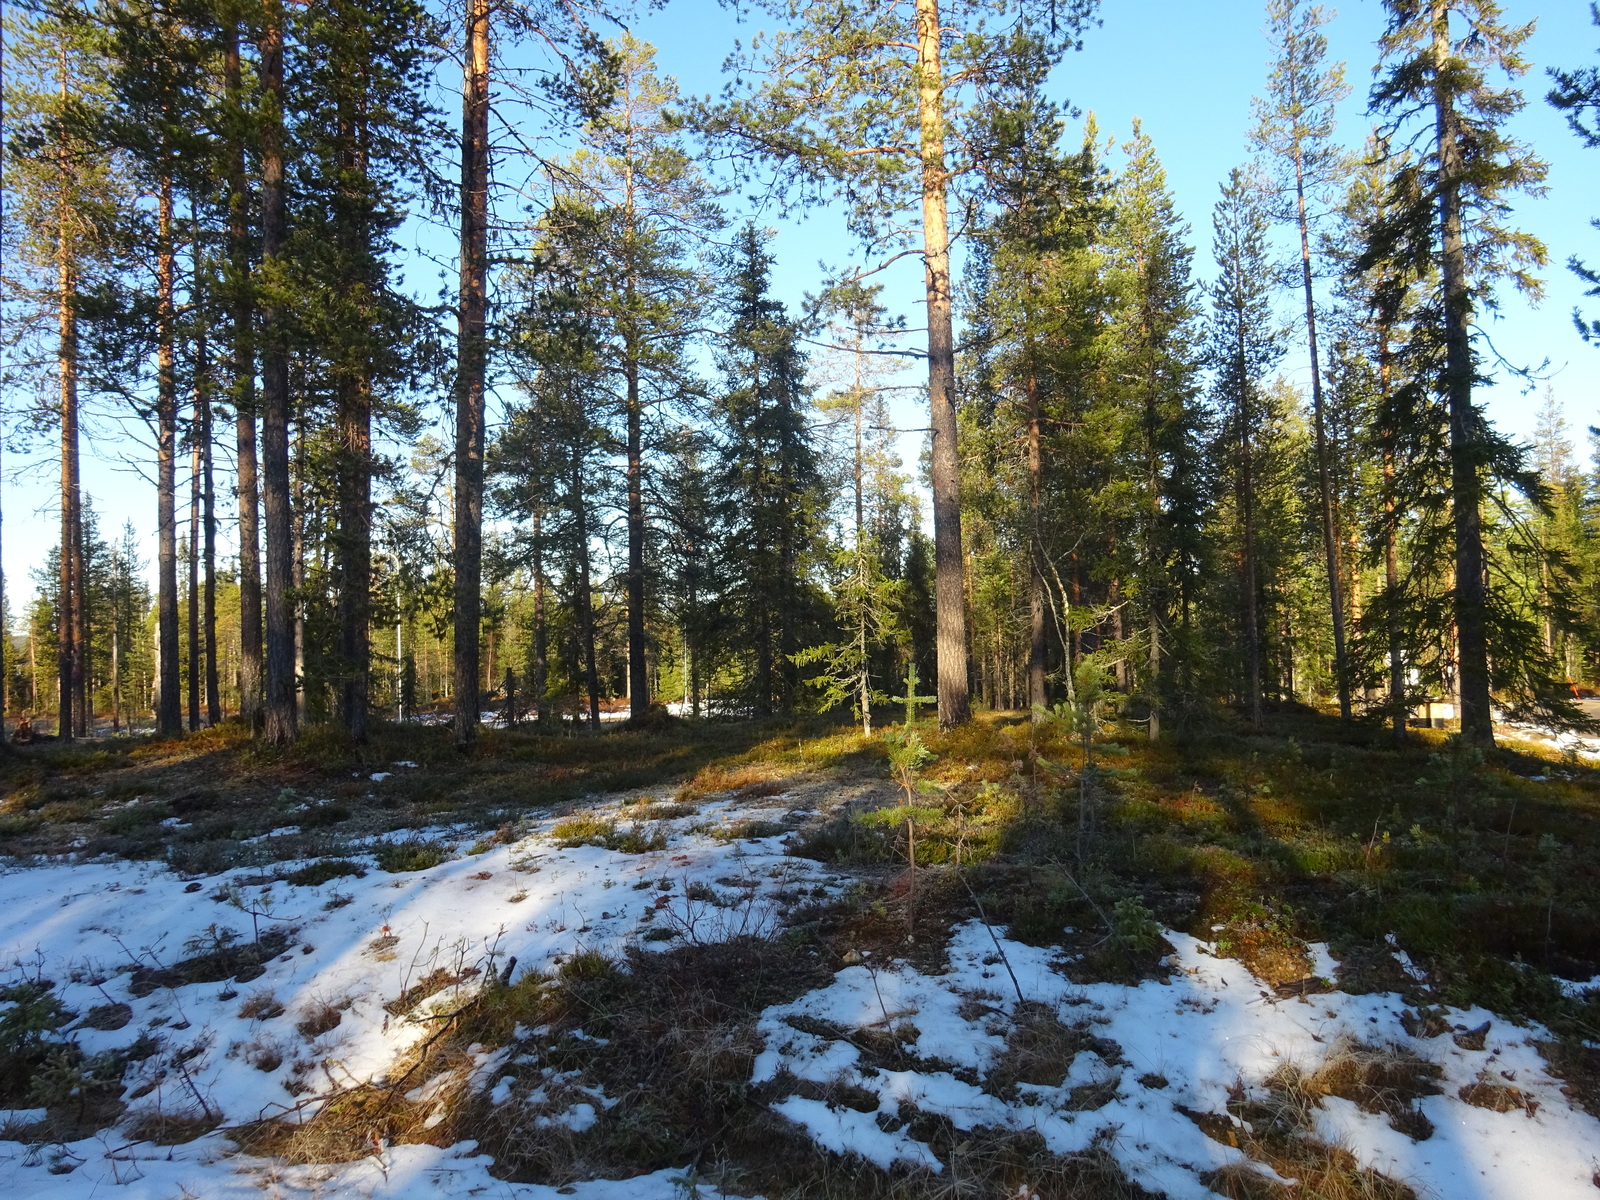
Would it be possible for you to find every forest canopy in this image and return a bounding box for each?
[2,0,1597,752]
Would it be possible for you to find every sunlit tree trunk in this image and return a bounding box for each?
[915,0,969,728]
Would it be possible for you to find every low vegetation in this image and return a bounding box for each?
[2,703,1598,1194]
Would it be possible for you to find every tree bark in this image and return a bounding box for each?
[335,97,372,742]
[1431,0,1492,746]
[55,144,78,743]
[915,0,969,728]
[227,17,262,730]
[1026,370,1046,720]
[156,171,183,736]
[624,354,649,724]
[188,413,201,729]
[572,451,600,730]
[1237,328,1262,731]
[532,507,548,726]
[453,0,490,751]
[259,0,296,745]
[202,336,220,726]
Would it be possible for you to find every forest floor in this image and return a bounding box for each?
[0,706,1597,1198]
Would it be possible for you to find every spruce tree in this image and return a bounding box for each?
[1366,0,1552,743]
[1208,167,1285,730]
[1107,123,1203,736]
[715,224,823,714]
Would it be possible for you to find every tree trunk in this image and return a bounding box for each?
[336,98,372,742]
[1431,1,1493,746]
[202,339,220,726]
[624,355,649,724]
[1027,370,1046,721]
[572,452,601,730]
[156,171,183,736]
[452,0,490,752]
[915,0,969,728]
[259,0,296,745]
[292,421,307,722]
[1293,147,1351,720]
[854,392,872,735]
[56,162,77,743]
[188,422,201,729]
[227,18,262,730]
[72,482,85,738]
[1379,323,1406,743]
[532,507,548,727]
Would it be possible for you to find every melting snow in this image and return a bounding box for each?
[755,921,1600,1199]
[0,790,830,1198]
[1,779,1596,1199]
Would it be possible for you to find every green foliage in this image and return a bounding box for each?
[1110,896,1163,954]
[285,859,367,887]
[0,980,73,1103]
[373,839,451,873]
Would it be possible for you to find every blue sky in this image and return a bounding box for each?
[3,0,1597,600]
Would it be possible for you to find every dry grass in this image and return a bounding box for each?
[123,1104,217,1145]
[238,989,285,1021]
[1179,1036,1445,1200]
[295,1002,343,1040]
[1274,1038,1443,1138]
[674,761,788,802]
[229,935,1159,1198]
[985,1002,1124,1097]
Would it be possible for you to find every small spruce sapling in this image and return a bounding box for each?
[879,726,939,939]
[887,664,937,729]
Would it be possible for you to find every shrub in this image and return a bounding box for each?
[285,859,366,887]
[374,839,450,873]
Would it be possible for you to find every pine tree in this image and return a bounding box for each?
[1251,0,1354,719]
[295,0,438,741]
[551,37,720,726]
[709,0,1101,728]
[1365,0,1554,742]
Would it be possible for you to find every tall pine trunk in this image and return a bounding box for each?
[1379,323,1405,743]
[624,353,648,724]
[56,198,77,741]
[1026,369,1046,720]
[156,171,182,735]
[259,0,296,744]
[854,392,872,735]
[336,97,372,742]
[532,508,547,726]
[915,0,969,728]
[572,452,600,730]
[1431,1,1492,746]
[188,421,201,729]
[336,379,371,738]
[452,0,490,751]
[202,353,220,725]
[227,18,262,729]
